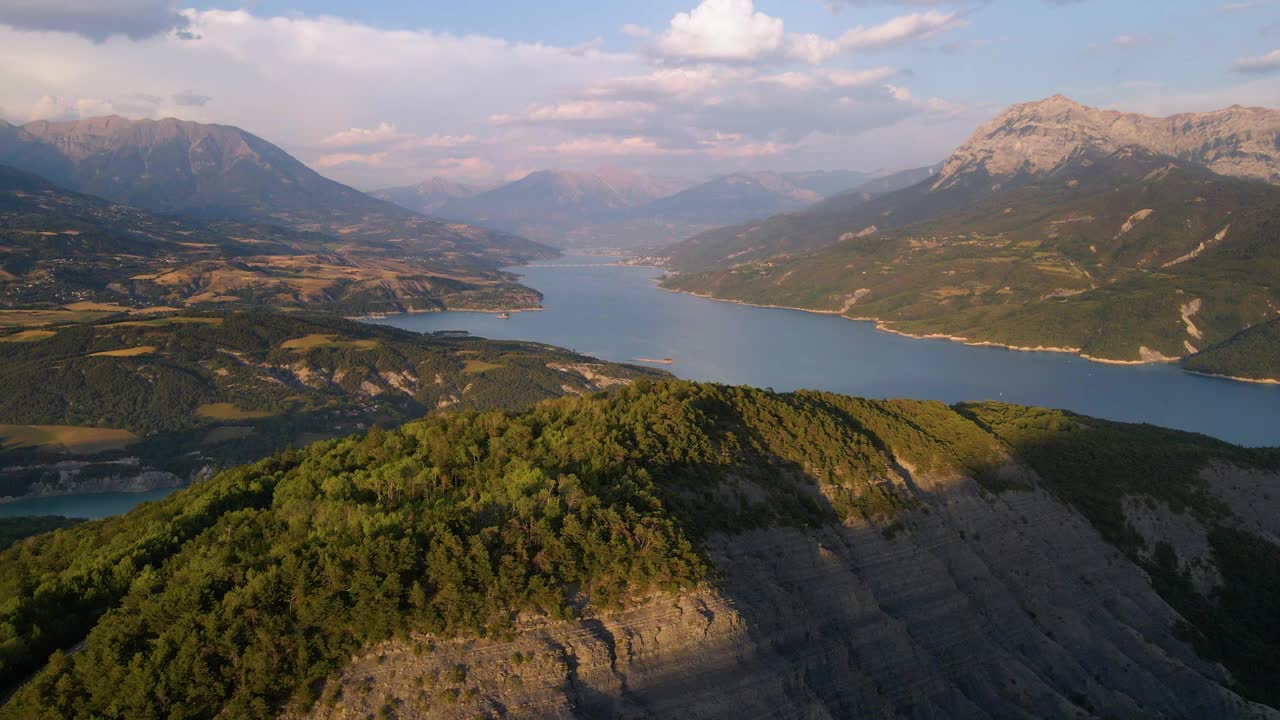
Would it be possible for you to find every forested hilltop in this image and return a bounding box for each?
[2,381,1278,718]
[0,310,666,499]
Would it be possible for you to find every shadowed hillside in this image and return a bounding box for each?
[1,381,1277,718]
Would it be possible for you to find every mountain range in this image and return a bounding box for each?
[0,115,552,267]
[375,167,893,249]
[660,96,1280,375]
[0,116,556,315]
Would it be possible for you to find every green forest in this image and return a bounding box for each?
[1,381,1277,718]
[0,310,666,498]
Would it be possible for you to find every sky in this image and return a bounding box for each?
[0,0,1276,190]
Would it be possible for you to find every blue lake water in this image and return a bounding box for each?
[372,256,1280,448]
[0,487,175,520]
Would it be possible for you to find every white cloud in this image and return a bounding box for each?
[0,5,968,183]
[313,152,389,169]
[837,10,962,52]
[1233,49,1280,73]
[787,34,842,64]
[492,100,657,124]
[320,121,408,148]
[27,94,115,121]
[430,156,496,181]
[0,9,647,186]
[656,0,785,62]
[646,1,960,65]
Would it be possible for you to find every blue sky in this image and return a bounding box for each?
[0,1,1276,188]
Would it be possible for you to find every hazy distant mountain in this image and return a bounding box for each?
[434,168,862,249]
[636,171,821,222]
[779,169,872,196]
[849,163,942,196]
[370,176,480,213]
[591,166,694,206]
[0,115,553,266]
[663,96,1280,273]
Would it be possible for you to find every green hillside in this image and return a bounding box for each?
[663,150,1280,368]
[1183,317,1280,383]
[0,164,546,316]
[0,310,666,498]
[0,382,1277,717]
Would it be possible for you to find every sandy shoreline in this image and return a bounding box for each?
[347,306,544,321]
[658,284,1102,357]
[1184,370,1280,386]
[656,284,1280,380]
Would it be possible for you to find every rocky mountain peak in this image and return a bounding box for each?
[935,95,1280,189]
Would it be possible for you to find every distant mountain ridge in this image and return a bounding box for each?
[661,96,1280,273]
[936,94,1280,187]
[0,115,553,266]
[370,176,481,213]
[388,167,877,249]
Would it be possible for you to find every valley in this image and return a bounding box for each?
[0,69,1277,720]
[657,97,1280,379]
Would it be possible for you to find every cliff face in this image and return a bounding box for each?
[306,459,1280,720]
[937,95,1280,188]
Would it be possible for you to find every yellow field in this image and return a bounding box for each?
[0,309,115,327]
[280,334,378,351]
[107,316,224,329]
[60,301,133,312]
[196,403,277,421]
[0,424,139,453]
[0,329,56,343]
[463,359,504,374]
[89,345,157,357]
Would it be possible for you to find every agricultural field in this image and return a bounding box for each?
[0,424,138,453]
[0,330,55,343]
[88,345,156,357]
[195,403,278,421]
[462,359,505,373]
[279,333,378,351]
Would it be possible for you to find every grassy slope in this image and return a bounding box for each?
[0,381,1276,717]
[0,164,547,315]
[0,310,667,497]
[1183,317,1280,382]
[664,151,1280,367]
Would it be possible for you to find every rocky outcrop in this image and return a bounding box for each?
[305,464,1279,720]
[937,95,1280,188]
[0,460,208,502]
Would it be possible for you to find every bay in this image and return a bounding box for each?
[0,487,176,520]
[372,255,1280,448]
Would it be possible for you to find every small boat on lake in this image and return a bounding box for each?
[496,312,510,319]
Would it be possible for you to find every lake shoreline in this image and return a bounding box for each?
[656,284,1210,371]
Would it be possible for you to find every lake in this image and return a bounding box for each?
[0,487,175,520]
[373,256,1280,448]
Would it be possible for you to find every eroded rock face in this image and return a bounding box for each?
[937,95,1280,187]
[303,466,1279,720]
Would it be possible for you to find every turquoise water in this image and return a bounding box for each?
[0,487,176,520]
[373,256,1280,448]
